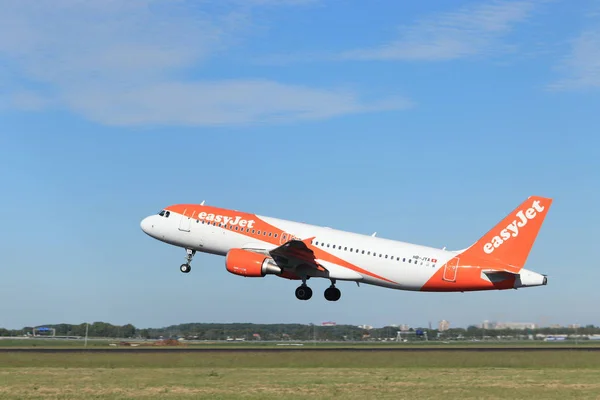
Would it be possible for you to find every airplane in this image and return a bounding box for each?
[140,196,552,301]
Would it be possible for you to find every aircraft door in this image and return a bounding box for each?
[442,258,459,282]
[178,209,192,232]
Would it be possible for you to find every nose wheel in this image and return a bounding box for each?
[180,249,195,274]
[180,264,191,273]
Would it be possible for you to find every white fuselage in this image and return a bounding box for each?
[140,202,548,292]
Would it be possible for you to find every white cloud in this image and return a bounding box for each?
[59,80,412,126]
[340,0,537,61]
[0,0,406,126]
[549,30,600,90]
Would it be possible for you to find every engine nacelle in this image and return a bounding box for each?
[225,248,282,277]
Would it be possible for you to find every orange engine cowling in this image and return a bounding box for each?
[225,248,283,277]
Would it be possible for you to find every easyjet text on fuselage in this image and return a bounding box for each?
[198,211,256,229]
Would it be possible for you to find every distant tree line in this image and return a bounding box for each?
[1,323,599,341]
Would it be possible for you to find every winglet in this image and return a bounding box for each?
[371,232,377,237]
[200,200,205,206]
[460,196,553,272]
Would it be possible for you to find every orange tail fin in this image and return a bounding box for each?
[460,196,553,272]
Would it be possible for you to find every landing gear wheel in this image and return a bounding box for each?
[295,285,313,301]
[180,264,191,273]
[324,286,341,301]
[180,249,195,274]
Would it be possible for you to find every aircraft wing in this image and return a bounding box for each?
[264,239,363,281]
[269,239,321,270]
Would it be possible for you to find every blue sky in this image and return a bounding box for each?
[1,0,599,330]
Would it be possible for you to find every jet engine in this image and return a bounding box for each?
[225,248,282,277]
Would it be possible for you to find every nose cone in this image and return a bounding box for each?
[140,216,154,235]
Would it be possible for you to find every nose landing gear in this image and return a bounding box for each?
[180,264,191,273]
[180,249,195,273]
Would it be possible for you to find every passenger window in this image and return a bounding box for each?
[403,258,406,262]
[252,230,255,234]
[362,250,365,254]
[368,251,371,255]
[385,255,388,259]
[344,247,347,251]
[327,244,330,248]
[409,259,412,263]
[274,234,278,238]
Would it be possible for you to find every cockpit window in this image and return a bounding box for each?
[159,210,166,216]
[165,211,170,218]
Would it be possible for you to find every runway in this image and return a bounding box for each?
[1,346,599,353]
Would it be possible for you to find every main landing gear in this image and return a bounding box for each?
[295,284,313,301]
[324,284,341,302]
[324,279,341,302]
[180,249,195,274]
[294,279,341,301]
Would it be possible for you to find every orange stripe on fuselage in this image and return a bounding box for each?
[300,237,396,284]
[165,204,396,284]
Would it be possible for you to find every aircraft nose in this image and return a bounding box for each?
[140,216,154,235]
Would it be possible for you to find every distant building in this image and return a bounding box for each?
[438,320,450,331]
[399,324,410,332]
[568,324,581,329]
[481,320,496,330]
[494,322,537,330]
[358,325,373,330]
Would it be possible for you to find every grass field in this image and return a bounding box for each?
[1,350,600,399]
[2,337,600,348]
